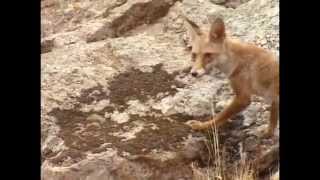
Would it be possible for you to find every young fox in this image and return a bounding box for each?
[184,17,279,137]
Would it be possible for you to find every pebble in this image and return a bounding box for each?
[87,114,105,124]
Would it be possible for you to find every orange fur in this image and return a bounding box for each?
[184,17,279,137]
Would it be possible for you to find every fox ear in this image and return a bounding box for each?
[209,17,226,42]
[183,16,201,42]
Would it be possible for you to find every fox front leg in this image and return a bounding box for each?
[185,120,208,130]
[186,95,251,131]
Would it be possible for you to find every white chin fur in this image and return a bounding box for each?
[197,69,205,76]
[205,62,215,71]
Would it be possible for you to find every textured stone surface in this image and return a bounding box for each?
[41,0,279,179]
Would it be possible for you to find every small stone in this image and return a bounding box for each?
[87,114,106,124]
[215,99,232,113]
[122,152,131,157]
[210,0,226,4]
[86,122,101,129]
[156,92,164,99]
[110,111,130,124]
[104,112,111,118]
[260,39,267,45]
[93,99,110,112]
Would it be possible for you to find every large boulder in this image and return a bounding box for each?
[41,0,279,179]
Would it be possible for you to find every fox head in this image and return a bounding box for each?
[184,17,226,77]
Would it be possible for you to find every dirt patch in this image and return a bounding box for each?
[47,105,205,165]
[49,149,87,166]
[47,108,244,168]
[169,113,210,123]
[78,84,106,104]
[73,64,185,112]
[108,64,185,110]
[47,107,120,152]
[114,114,191,155]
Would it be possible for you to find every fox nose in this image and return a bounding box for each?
[191,72,198,77]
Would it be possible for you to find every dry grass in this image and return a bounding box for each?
[232,159,256,180]
[192,124,258,180]
[191,100,272,180]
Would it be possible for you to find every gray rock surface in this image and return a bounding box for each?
[41,0,279,179]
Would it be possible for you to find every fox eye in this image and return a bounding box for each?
[191,53,196,61]
[204,53,213,58]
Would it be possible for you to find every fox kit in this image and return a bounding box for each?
[184,17,279,137]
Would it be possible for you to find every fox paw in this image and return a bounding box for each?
[185,120,205,130]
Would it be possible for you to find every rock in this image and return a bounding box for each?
[215,99,233,113]
[102,0,128,18]
[86,0,180,42]
[93,99,110,111]
[254,144,279,173]
[126,100,150,116]
[226,0,249,9]
[42,0,279,179]
[242,104,261,126]
[86,114,106,124]
[243,136,259,152]
[106,33,190,73]
[110,111,130,124]
[104,112,111,118]
[110,122,144,141]
[183,0,277,50]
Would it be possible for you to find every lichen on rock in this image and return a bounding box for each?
[42,0,279,179]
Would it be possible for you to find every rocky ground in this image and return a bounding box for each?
[41,0,279,179]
